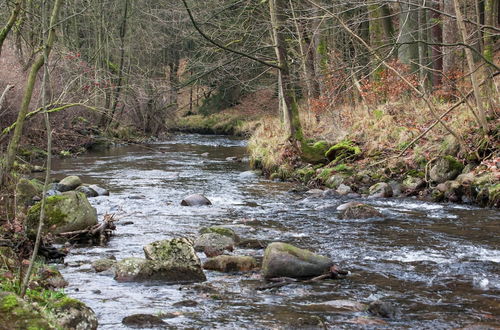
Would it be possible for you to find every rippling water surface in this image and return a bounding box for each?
[52,134,500,329]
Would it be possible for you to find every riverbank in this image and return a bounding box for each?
[172,99,499,208]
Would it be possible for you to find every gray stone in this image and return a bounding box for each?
[340,202,382,219]
[199,226,239,242]
[368,300,398,319]
[76,186,98,198]
[88,184,109,196]
[194,233,234,254]
[401,176,425,192]
[262,242,334,279]
[369,182,393,198]
[336,184,352,195]
[429,156,464,184]
[180,194,212,206]
[91,258,117,273]
[58,175,82,192]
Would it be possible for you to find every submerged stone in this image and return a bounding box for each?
[199,226,239,242]
[122,314,166,328]
[261,242,334,279]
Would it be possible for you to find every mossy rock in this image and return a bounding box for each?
[439,135,460,156]
[429,156,464,184]
[114,257,206,283]
[0,291,56,329]
[26,191,98,238]
[301,141,329,164]
[15,178,42,208]
[52,296,98,330]
[199,227,239,242]
[143,238,202,267]
[325,140,361,164]
[261,242,333,279]
[487,184,500,208]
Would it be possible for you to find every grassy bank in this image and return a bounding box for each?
[247,100,499,207]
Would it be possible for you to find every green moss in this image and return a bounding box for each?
[27,195,68,235]
[332,163,352,173]
[53,296,82,309]
[295,167,316,183]
[318,168,335,181]
[443,155,464,173]
[325,140,361,164]
[1,294,19,310]
[199,227,237,240]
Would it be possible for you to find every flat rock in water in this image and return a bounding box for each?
[203,255,258,272]
[261,242,334,279]
[114,257,206,283]
[91,258,117,273]
[180,194,212,206]
[122,314,167,328]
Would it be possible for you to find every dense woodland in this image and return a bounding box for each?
[0,1,499,327]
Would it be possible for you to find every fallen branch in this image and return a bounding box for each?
[256,265,348,291]
[58,213,117,245]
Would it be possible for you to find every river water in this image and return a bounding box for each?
[52,134,500,329]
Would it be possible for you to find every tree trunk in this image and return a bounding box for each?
[0,0,64,186]
[108,0,129,128]
[418,1,432,91]
[398,0,419,72]
[270,0,300,141]
[0,0,24,57]
[453,0,488,131]
[442,0,459,95]
[430,1,443,87]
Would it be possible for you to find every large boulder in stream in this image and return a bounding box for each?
[114,257,206,283]
[261,242,334,279]
[115,238,206,283]
[180,194,212,206]
[26,191,98,238]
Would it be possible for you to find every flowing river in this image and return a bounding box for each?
[51,134,500,329]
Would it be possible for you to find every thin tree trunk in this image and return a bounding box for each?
[453,0,488,131]
[430,0,443,87]
[398,0,419,72]
[442,0,459,95]
[108,0,129,128]
[0,0,64,186]
[0,0,24,57]
[270,0,301,141]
